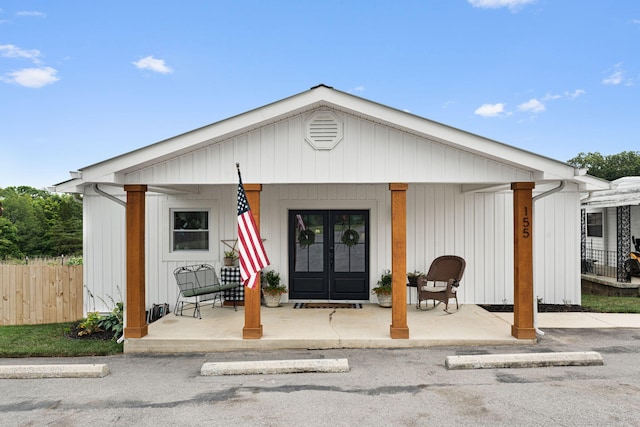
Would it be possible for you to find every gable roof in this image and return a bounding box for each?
[54,84,608,193]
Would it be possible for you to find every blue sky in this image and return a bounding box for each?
[1,0,639,189]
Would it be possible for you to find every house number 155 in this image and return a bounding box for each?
[522,206,530,238]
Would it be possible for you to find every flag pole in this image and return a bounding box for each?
[236,162,267,339]
[236,162,270,289]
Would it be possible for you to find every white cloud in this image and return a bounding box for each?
[2,67,59,88]
[348,85,365,93]
[603,70,624,85]
[16,11,46,18]
[441,100,456,109]
[468,0,535,11]
[602,63,633,85]
[0,44,42,64]
[0,44,59,88]
[474,103,508,117]
[476,88,584,118]
[133,56,173,74]
[541,89,585,101]
[518,98,545,113]
[541,93,561,101]
[566,89,585,98]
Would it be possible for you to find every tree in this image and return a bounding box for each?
[45,194,83,256]
[0,186,82,259]
[1,187,48,256]
[0,216,21,259]
[568,151,640,181]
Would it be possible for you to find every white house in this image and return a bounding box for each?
[54,84,608,340]
[581,176,640,282]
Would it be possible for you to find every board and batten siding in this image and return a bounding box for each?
[535,189,582,305]
[82,183,581,314]
[83,191,126,314]
[125,111,533,186]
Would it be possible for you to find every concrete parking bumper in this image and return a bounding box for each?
[0,364,110,379]
[201,358,350,376]
[445,351,604,370]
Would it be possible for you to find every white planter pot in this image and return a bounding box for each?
[263,293,282,307]
[376,293,392,307]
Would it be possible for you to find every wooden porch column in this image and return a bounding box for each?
[124,185,148,339]
[511,182,536,339]
[389,183,409,339]
[243,184,264,339]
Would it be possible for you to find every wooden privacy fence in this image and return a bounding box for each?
[0,265,83,325]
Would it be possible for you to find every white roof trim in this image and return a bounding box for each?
[581,176,640,207]
[54,84,602,189]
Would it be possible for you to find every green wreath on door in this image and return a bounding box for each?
[341,229,360,247]
[298,229,316,248]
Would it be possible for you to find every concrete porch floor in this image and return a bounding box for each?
[124,303,534,353]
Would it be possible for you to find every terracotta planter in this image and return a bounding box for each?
[224,257,234,266]
[376,293,392,307]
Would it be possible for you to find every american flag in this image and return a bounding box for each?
[296,214,306,231]
[237,165,270,288]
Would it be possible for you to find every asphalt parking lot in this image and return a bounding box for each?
[1,327,640,426]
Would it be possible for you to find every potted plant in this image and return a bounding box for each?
[223,250,236,266]
[222,240,239,266]
[372,270,392,307]
[407,270,422,287]
[261,270,287,307]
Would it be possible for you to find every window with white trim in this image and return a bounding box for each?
[587,212,603,237]
[171,209,210,251]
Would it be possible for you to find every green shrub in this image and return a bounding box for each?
[99,301,123,340]
[78,311,103,336]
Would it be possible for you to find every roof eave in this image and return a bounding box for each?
[55,84,603,189]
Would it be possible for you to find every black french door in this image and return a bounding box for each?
[288,210,369,300]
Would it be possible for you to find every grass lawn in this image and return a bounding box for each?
[581,294,640,313]
[0,322,123,358]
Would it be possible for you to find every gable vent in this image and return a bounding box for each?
[304,110,343,150]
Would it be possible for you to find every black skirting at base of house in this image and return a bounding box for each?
[480,304,597,313]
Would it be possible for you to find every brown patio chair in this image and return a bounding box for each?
[416,255,466,313]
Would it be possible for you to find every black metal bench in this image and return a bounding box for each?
[173,264,239,318]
